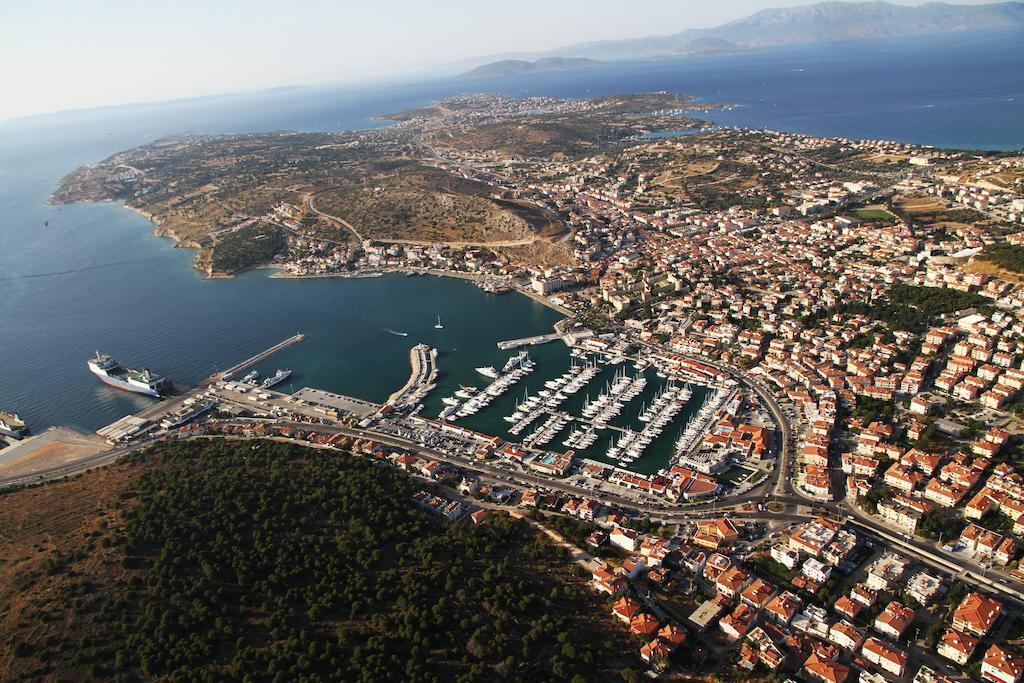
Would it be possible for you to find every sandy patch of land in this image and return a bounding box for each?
[966,257,1024,284]
[0,427,109,477]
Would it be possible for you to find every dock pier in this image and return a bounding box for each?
[496,333,562,350]
[387,344,438,408]
[219,333,305,381]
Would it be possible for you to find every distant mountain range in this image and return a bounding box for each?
[447,1,1024,71]
[462,57,604,78]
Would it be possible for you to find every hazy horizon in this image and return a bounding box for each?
[0,0,1006,122]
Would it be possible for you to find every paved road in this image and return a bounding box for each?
[304,192,365,243]
[7,411,1024,607]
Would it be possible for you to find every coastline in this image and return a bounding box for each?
[74,198,576,320]
[271,265,572,316]
[120,201,220,277]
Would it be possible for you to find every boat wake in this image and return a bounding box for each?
[0,257,166,282]
[383,328,409,337]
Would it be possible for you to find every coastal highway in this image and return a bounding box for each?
[0,442,138,489]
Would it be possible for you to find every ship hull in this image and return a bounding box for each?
[0,425,27,439]
[93,372,162,398]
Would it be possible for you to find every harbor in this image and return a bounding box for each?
[6,269,720,478]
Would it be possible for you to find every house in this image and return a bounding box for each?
[688,599,723,631]
[802,557,833,583]
[828,620,865,651]
[850,584,879,608]
[702,552,733,581]
[877,497,923,533]
[586,530,608,548]
[610,527,640,552]
[884,462,924,493]
[873,601,914,640]
[630,612,661,637]
[906,571,945,606]
[622,556,646,580]
[639,535,672,566]
[716,565,751,598]
[764,591,801,625]
[865,553,910,592]
[719,602,758,641]
[745,626,786,670]
[655,623,687,651]
[960,523,1005,556]
[648,566,672,589]
[803,652,850,683]
[612,596,643,623]
[953,592,1003,636]
[937,629,980,666]
[591,563,628,596]
[640,639,672,667]
[834,596,863,620]
[695,517,740,549]
[983,644,1024,683]
[740,578,777,609]
[914,666,957,683]
[771,544,800,570]
[792,604,831,639]
[469,509,489,525]
[822,529,859,569]
[925,477,968,507]
[789,517,839,556]
[861,637,908,677]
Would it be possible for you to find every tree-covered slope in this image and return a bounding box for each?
[0,439,637,682]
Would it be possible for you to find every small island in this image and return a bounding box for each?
[462,56,605,78]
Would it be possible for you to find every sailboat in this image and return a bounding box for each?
[434,315,444,329]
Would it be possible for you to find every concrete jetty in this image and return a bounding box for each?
[496,332,562,350]
[387,344,438,407]
[220,333,305,380]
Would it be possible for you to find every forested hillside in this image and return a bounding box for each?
[0,439,637,682]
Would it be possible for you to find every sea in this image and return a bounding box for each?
[0,29,1021,472]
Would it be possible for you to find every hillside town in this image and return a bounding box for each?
[256,107,1024,679]
[24,92,1024,680]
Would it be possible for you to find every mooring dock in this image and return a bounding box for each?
[387,344,437,407]
[219,333,305,380]
[496,333,562,350]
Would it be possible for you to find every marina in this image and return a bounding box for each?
[433,347,717,475]
[440,351,536,420]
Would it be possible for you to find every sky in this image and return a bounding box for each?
[0,0,999,121]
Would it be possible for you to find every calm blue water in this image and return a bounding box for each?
[1,30,1021,436]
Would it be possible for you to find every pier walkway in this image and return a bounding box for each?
[219,333,305,381]
[496,333,562,350]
